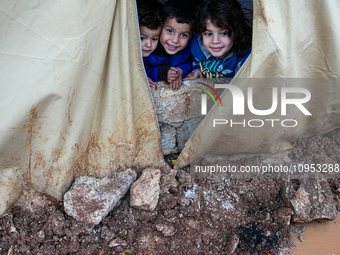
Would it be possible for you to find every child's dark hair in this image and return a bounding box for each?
[194,0,252,57]
[137,0,164,30]
[162,0,194,24]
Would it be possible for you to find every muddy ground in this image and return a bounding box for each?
[1,128,340,255]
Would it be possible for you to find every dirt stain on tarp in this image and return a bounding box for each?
[22,105,40,187]
[58,128,66,142]
[68,134,99,180]
[21,105,67,195]
[67,88,75,126]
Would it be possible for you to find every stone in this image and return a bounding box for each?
[177,118,204,151]
[130,168,161,211]
[272,207,293,228]
[108,237,127,247]
[35,230,45,242]
[226,234,239,255]
[51,211,65,236]
[195,238,202,248]
[63,169,137,225]
[177,170,192,185]
[178,194,191,207]
[177,170,193,189]
[155,223,177,237]
[160,123,177,155]
[159,168,179,195]
[69,237,80,253]
[151,81,198,123]
[158,193,178,210]
[280,178,337,223]
[151,79,221,155]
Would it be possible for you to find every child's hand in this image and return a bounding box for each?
[170,68,183,91]
[170,76,182,91]
[148,77,155,87]
[167,67,180,82]
[183,70,204,81]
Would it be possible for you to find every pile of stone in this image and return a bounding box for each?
[63,168,165,225]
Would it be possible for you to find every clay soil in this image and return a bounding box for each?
[1,128,340,255]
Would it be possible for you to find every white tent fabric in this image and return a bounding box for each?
[175,0,340,168]
[0,0,165,215]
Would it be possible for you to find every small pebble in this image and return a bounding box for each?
[298,235,304,243]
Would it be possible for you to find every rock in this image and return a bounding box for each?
[158,193,178,210]
[289,223,306,236]
[178,194,191,207]
[7,246,13,255]
[163,209,176,218]
[101,226,116,242]
[9,221,18,234]
[155,223,177,237]
[226,234,239,255]
[272,207,294,228]
[297,234,304,243]
[151,81,199,123]
[159,168,179,195]
[177,170,191,184]
[35,230,45,242]
[160,123,177,155]
[187,219,200,230]
[177,170,192,188]
[281,178,337,223]
[69,237,80,253]
[176,118,203,151]
[130,168,161,211]
[51,211,65,236]
[108,237,127,247]
[63,169,137,225]
[195,238,202,248]
[151,79,218,155]
[118,229,127,237]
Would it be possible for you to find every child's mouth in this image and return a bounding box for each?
[211,47,223,52]
[167,44,178,51]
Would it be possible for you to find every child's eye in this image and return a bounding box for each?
[152,38,158,41]
[141,37,145,40]
[204,32,212,36]
[221,31,228,36]
[167,29,173,33]
[181,33,188,38]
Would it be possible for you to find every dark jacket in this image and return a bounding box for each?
[143,43,193,82]
[190,35,251,79]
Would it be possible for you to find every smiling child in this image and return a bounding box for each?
[185,0,252,80]
[143,0,194,90]
[137,0,163,87]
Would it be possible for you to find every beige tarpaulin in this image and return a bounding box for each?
[0,0,165,215]
[175,0,340,168]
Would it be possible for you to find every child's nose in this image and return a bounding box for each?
[172,35,180,43]
[146,39,152,47]
[212,34,220,43]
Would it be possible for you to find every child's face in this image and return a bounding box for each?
[160,17,191,55]
[140,26,161,57]
[202,19,234,59]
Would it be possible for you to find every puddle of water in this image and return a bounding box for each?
[288,214,340,255]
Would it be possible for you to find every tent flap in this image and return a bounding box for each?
[0,0,165,215]
[175,0,340,169]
